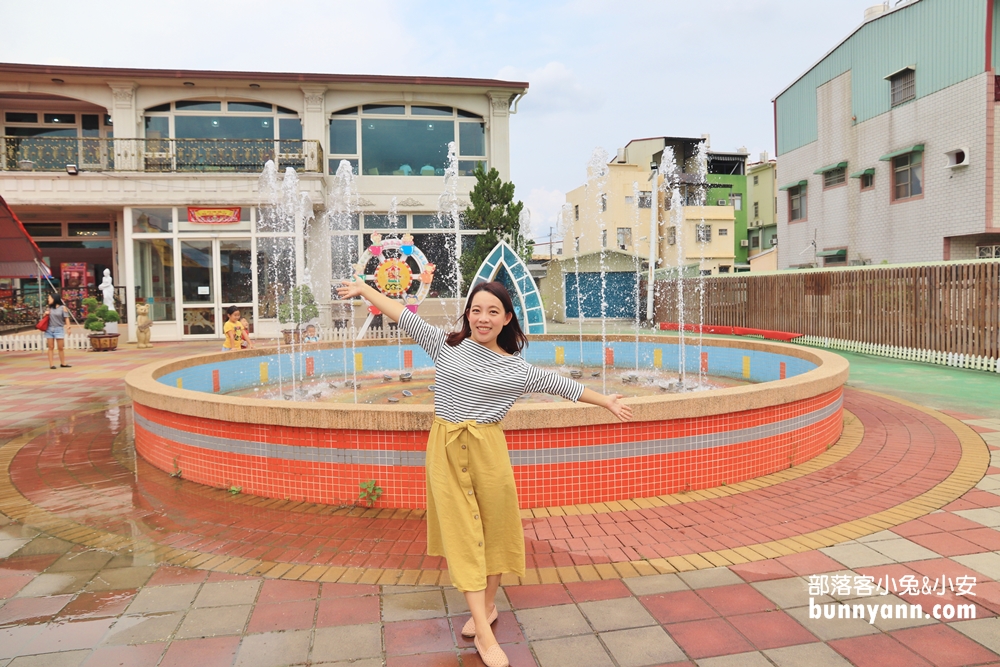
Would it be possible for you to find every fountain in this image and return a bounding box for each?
[125,153,849,510]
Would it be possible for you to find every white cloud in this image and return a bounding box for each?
[524,187,568,243]
[497,62,603,114]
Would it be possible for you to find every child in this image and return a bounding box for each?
[240,317,253,349]
[303,323,319,343]
[222,305,244,352]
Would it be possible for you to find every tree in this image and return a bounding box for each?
[459,163,532,289]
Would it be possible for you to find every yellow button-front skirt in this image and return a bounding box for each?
[426,417,525,592]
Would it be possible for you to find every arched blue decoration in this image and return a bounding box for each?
[468,241,546,334]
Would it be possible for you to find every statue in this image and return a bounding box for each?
[99,269,116,311]
[134,302,153,348]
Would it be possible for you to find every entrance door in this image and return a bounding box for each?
[180,239,253,338]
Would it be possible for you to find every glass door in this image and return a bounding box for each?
[219,239,254,334]
[181,240,216,336]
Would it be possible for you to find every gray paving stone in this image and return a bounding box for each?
[622,573,688,596]
[193,580,260,608]
[952,617,1000,654]
[600,626,686,667]
[126,584,201,614]
[864,538,940,563]
[102,612,184,646]
[84,567,156,592]
[678,567,744,590]
[954,508,1000,528]
[312,660,381,667]
[234,629,311,667]
[311,624,382,662]
[766,643,853,667]
[752,577,833,609]
[12,536,73,557]
[578,597,656,632]
[696,652,772,667]
[820,542,895,568]
[47,551,114,573]
[0,539,29,559]
[785,604,880,641]
[175,604,251,638]
[0,525,39,540]
[516,604,592,640]
[15,572,94,597]
[867,594,937,631]
[954,552,1000,581]
[443,587,510,615]
[8,651,89,667]
[381,585,439,594]
[976,476,1000,491]
[855,530,900,543]
[532,635,614,667]
[381,589,446,622]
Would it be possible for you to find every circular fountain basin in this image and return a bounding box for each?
[125,335,848,509]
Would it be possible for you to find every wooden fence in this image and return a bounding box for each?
[653,260,1000,359]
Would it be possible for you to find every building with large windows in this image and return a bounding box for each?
[0,62,527,340]
[774,0,1000,269]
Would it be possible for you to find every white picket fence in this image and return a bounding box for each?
[0,331,93,352]
[795,335,1000,373]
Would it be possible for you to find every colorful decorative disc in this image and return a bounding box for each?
[374,258,412,296]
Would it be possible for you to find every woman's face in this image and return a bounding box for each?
[47,295,54,306]
[468,291,512,346]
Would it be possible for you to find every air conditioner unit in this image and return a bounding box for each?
[717,199,728,206]
[771,237,778,246]
[740,239,749,247]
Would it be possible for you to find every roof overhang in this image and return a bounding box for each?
[778,179,808,191]
[883,65,916,80]
[879,144,924,161]
[850,168,875,178]
[816,249,847,258]
[813,161,848,175]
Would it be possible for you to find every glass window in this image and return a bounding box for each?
[414,214,452,229]
[5,112,37,123]
[331,234,360,283]
[44,114,75,124]
[277,106,297,115]
[363,214,404,230]
[180,240,213,303]
[410,234,458,297]
[616,227,632,249]
[601,230,607,248]
[861,172,874,190]
[457,109,483,119]
[327,212,359,232]
[753,201,759,218]
[228,101,273,112]
[459,122,485,156]
[279,118,301,140]
[133,208,173,233]
[412,105,453,116]
[332,107,358,115]
[5,125,75,138]
[146,103,171,113]
[458,160,486,176]
[257,237,296,318]
[789,186,806,221]
[183,307,216,335]
[719,228,728,236]
[174,116,273,139]
[362,104,404,114]
[328,158,359,176]
[730,193,742,210]
[893,152,922,200]
[69,223,110,237]
[362,119,454,176]
[23,223,61,237]
[823,168,846,188]
[144,116,169,139]
[637,192,652,208]
[220,240,253,303]
[82,114,100,134]
[695,224,711,243]
[667,227,676,245]
[329,119,357,154]
[134,238,175,321]
[175,100,221,111]
[751,235,760,248]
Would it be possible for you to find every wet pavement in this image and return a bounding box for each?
[1,340,1000,666]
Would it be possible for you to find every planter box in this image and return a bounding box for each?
[89,333,120,351]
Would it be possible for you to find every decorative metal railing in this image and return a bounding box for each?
[1,137,322,173]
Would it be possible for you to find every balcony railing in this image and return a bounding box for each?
[1,137,323,173]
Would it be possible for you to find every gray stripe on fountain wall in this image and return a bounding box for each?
[133,394,841,468]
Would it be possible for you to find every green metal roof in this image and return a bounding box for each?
[850,168,875,178]
[813,161,848,175]
[816,249,847,258]
[778,179,808,191]
[879,144,924,161]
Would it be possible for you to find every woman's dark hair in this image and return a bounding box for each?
[225,305,240,317]
[48,293,64,307]
[445,281,527,354]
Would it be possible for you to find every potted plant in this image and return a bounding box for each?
[277,285,319,344]
[82,296,121,351]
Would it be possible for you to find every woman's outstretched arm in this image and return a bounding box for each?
[336,277,405,323]
[578,388,633,422]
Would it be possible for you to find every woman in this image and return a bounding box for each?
[44,294,73,369]
[337,278,631,667]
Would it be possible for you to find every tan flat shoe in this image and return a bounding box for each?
[461,604,498,638]
[474,635,509,667]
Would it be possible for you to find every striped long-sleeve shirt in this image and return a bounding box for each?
[399,309,585,424]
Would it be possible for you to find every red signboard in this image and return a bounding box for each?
[187,207,242,224]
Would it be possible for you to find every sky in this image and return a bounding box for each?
[3,0,885,241]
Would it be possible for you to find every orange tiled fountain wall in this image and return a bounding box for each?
[129,334,847,509]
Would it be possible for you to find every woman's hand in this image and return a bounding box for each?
[336,277,366,300]
[605,394,633,422]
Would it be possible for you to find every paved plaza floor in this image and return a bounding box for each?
[1,339,1000,666]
